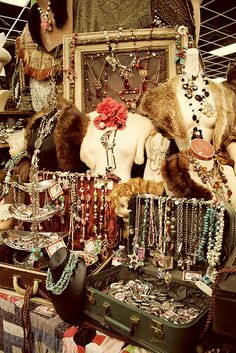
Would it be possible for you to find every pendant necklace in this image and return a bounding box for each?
[84,56,108,100]
[38,0,53,32]
[100,128,118,173]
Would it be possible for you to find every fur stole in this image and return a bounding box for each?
[26,99,89,172]
[140,76,236,151]
[161,150,212,200]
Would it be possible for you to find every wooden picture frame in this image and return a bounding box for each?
[63,28,177,113]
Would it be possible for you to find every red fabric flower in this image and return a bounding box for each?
[93,97,128,130]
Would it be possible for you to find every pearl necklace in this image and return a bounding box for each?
[37,0,53,32]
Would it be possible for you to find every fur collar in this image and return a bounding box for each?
[26,99,89,171]
[161,150,212,200]
[140,75,236,151]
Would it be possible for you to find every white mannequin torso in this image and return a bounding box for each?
[80,111,155,182]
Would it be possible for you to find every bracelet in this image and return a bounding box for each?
[190,138,215,161]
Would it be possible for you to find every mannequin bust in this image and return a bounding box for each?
[46,247,86,324]
[80,98,155,182]
[177,48,236,173]
[140,48,236,208]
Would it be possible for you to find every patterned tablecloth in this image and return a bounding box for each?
[0,290,151,353]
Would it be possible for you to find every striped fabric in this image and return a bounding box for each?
[0,291,150,353]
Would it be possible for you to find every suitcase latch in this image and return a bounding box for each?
[130,315,140,326]
[86,289,96,304]
[103,302,111,313]
[150,320,164,339]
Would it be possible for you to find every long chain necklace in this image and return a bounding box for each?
[37,0,53,32]
[32,109,61,170]
[84,56,108,100]
[100,128,118,173]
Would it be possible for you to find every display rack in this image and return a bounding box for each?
[2,128,67,265]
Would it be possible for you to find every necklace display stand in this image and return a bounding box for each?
[2,111,67,267]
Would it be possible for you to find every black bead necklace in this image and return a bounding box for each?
[181,72,212,140]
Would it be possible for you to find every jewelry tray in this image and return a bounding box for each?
[9,204,58,223]
[2,230,68,251]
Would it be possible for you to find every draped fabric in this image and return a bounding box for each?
[151,0,195,36]
[73,0,153,33]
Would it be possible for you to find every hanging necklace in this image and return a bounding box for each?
[181,72,216,140]
[37,0,53,32]
[84,57,108,100]
[100,128,117,173]
[188,151,232,203]
[32,109,61,169]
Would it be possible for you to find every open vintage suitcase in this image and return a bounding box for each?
[83,265,209,353]
[83,199,236,353]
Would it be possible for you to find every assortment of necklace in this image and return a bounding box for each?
[40,171,119,253]
[181,71,216,140]
[37,0,53,32]
[128,195,226,283]
[82,28,165,112]
[188,150,232,204]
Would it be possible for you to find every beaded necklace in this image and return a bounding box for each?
[205,203,225,283]
[2,150,29,196]
[197,205,213,262]
[147,196,157,249]
[37,0,53,32]
[181,72,215,140]
[46,251,79,295]
[31,110,61,173]
[176,198,185,269]
[188,152,232,203]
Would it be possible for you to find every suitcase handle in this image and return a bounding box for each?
[12,275,41,296]
[104,315,140,336]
